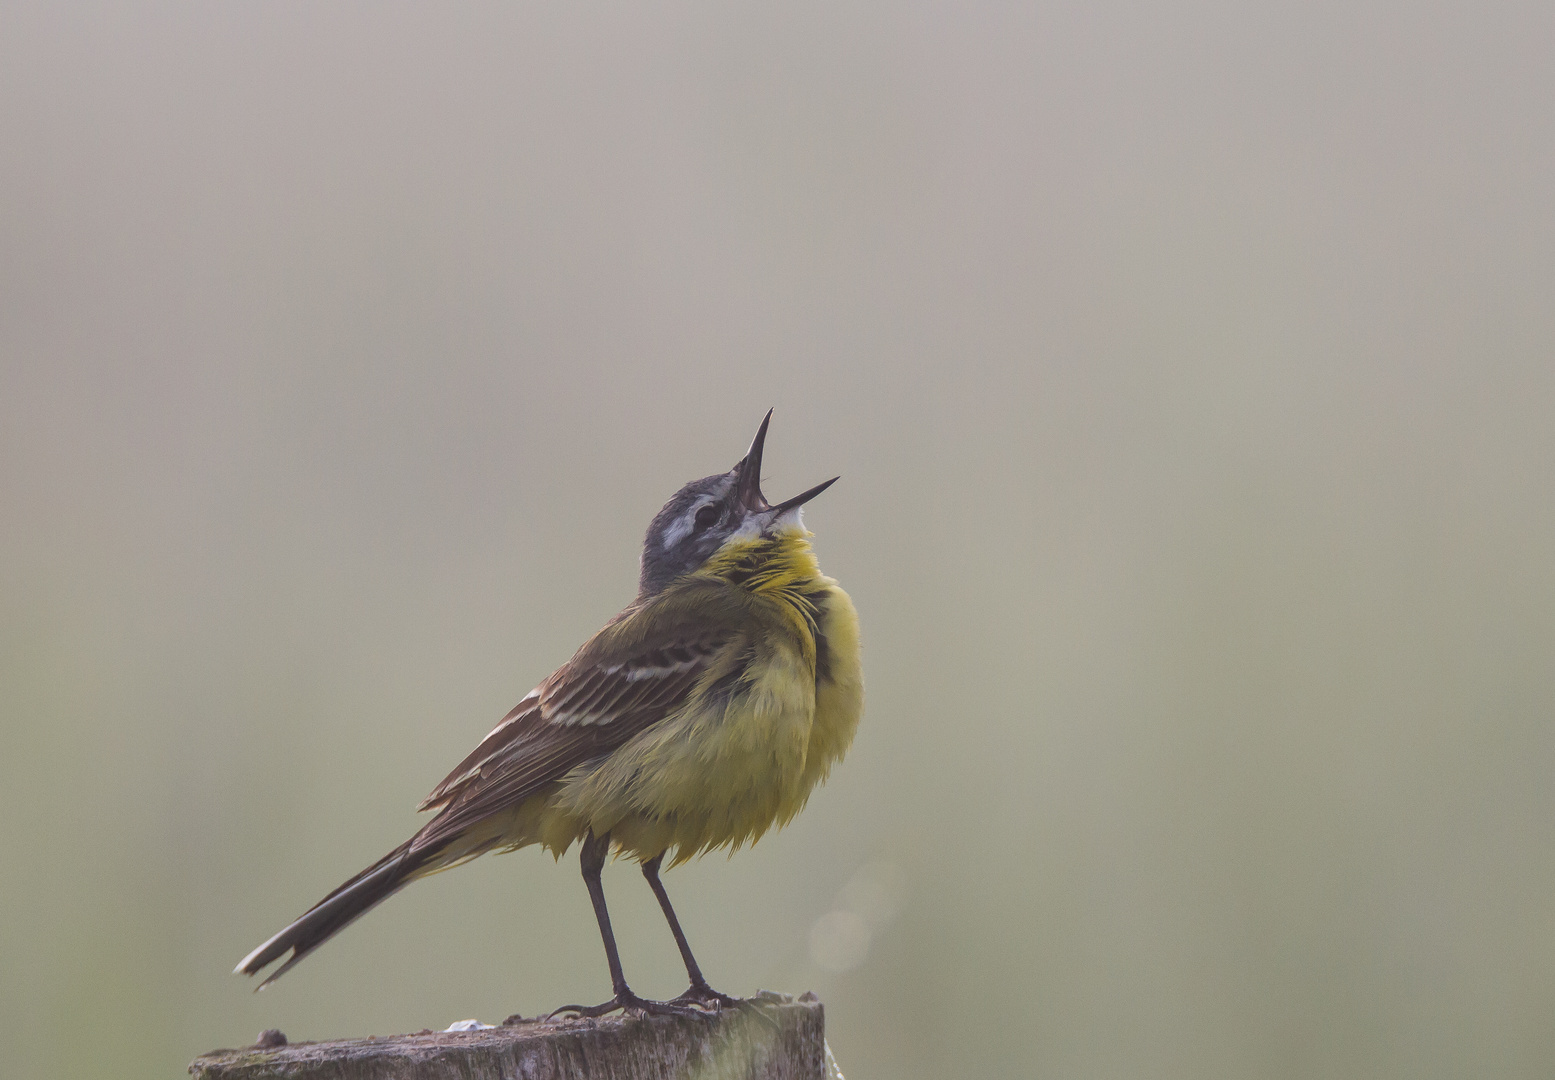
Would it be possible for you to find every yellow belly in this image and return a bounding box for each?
[526,580,863,865]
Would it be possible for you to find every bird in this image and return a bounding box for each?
[235,410,864,1017]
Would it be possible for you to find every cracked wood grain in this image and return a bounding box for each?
[191,995,828,1080]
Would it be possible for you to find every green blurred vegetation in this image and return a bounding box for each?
[2,3,1553,1078]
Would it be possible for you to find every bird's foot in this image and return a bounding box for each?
[669,981,743,1010]
[550,989,705,1021]
[671,983,784,1032]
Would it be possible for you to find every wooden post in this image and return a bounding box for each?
[190,994,841,1080]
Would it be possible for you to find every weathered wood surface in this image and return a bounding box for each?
[191,995,831,1080]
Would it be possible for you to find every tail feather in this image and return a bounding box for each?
[235,840,426,989]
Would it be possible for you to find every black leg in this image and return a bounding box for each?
[550,832,701,1020]
[641,853,741,1009]
[582,831,629,997]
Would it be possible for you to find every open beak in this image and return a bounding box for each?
[735,409,840,514]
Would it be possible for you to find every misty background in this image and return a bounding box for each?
[2,4,1552,1078]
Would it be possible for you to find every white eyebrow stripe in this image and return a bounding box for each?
[657,499,715,550]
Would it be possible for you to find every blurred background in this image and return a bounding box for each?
[2,3,1552,1078]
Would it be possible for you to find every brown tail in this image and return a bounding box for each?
[234,839,430,989]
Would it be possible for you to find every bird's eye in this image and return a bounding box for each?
[693,504,721,531]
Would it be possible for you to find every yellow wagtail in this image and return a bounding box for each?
[236,411,864,1016]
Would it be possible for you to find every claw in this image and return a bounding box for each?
[666,984,783,1033]
[550,989,706,1021]
[669,982,743,1010]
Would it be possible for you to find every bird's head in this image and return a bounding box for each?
[638,410,838,598]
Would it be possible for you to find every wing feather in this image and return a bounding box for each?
[417,691,541,811]
[411,583,752,854]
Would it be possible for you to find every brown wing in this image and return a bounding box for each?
[410,584,750,856]
[417,690,543,813]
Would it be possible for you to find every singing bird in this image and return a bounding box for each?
[236,412,864,1016]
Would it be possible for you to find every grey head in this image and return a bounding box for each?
[637,410,839,598]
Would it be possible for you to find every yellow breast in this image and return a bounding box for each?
[546,530,864,864]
